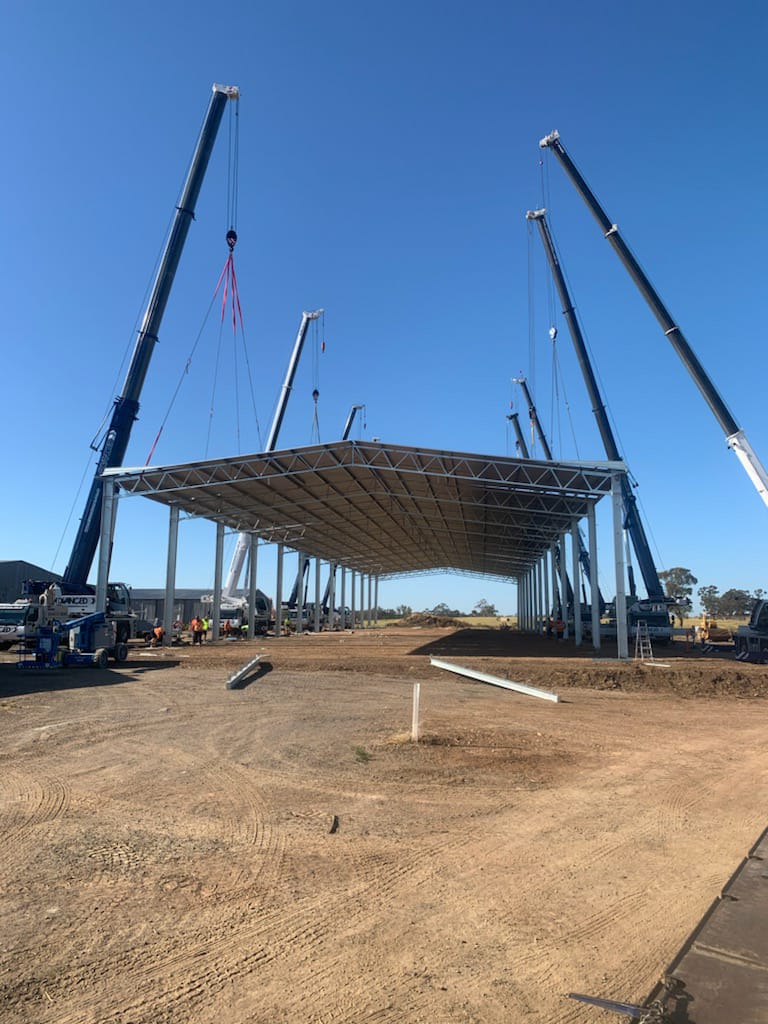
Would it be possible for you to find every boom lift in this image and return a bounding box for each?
[539,130,768,508]
[214,310,324,630]
[23,84,239,663]
[526,208,671,640]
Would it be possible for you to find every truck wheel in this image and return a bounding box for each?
[94,648,109,669]
[114,643,129,663]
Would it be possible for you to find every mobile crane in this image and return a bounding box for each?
[525,208,672,641]
[22,84,239,665]
[512,375,605,622]
[539,129,768,509]
[212,309,324,631]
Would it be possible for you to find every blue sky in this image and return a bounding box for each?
[3,0,766,614]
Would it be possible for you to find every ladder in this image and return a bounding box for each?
[634,620,654,662]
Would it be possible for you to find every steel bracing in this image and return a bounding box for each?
[105,440,621,582]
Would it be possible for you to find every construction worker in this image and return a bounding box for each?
[201,616,210,641]
[555,617,565,641]
[191,615,203,646]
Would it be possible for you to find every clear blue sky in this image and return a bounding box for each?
[3,0,766,614]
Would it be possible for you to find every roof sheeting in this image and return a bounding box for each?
[106,441,622,581]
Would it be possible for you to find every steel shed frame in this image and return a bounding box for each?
[98,440,629,653]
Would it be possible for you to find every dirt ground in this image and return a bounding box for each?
[1,627,767,1024]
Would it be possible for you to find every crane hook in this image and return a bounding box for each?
[226,229,238,251]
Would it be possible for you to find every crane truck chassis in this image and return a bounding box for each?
[734,600,768,662]
[17,585,130,669]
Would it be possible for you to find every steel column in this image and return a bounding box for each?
[559,532,569,640]
[588,502,601,650]
[572,518,582,646]
[95,478,115,614]
[612,473,629,659]
[163,505,179,646]
[314,559,322,632]
[275,542,284,638]
[212,523,224,641]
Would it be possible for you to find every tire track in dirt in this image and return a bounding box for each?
[44,817,481,1024]
[0,770,70,877]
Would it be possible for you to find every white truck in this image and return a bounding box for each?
[0,603,27,650]
[21,581,136,653]
[202,590,275,636]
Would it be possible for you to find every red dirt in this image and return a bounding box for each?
[1,626,766,1023]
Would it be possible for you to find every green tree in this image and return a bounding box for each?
[395,604,412,618]
[717,588,753,618]
[473,598,499,617]
[698,585,721,616]
[658,567,697,626]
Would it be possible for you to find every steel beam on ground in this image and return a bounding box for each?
[430,658,559,702]
[226,655,261,690]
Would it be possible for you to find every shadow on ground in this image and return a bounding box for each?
[0,657,180,698]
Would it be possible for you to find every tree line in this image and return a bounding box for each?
[377,599,501,619]
[658,567,762,620]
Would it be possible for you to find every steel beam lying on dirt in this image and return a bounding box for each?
[429,658,559,703]
[226,655,261,690]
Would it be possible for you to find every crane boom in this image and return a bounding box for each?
[526,208,664,601]
[222,309,323,599]
[540,129,768,508]
[64,84,239,586]
[512,375,604,613]
[342,404,364,441]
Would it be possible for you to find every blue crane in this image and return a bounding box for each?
[63,84,239,587]
[526,208,671,639]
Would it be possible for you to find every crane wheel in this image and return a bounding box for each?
[94,648,109,669]
[114,643,129,663]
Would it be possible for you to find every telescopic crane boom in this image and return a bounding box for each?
[222,309,324,599]
[342,404,364,441]
[526,208,665,604]
[512,375,604,614]
[539,129,768,508]
[63,84,240,586]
